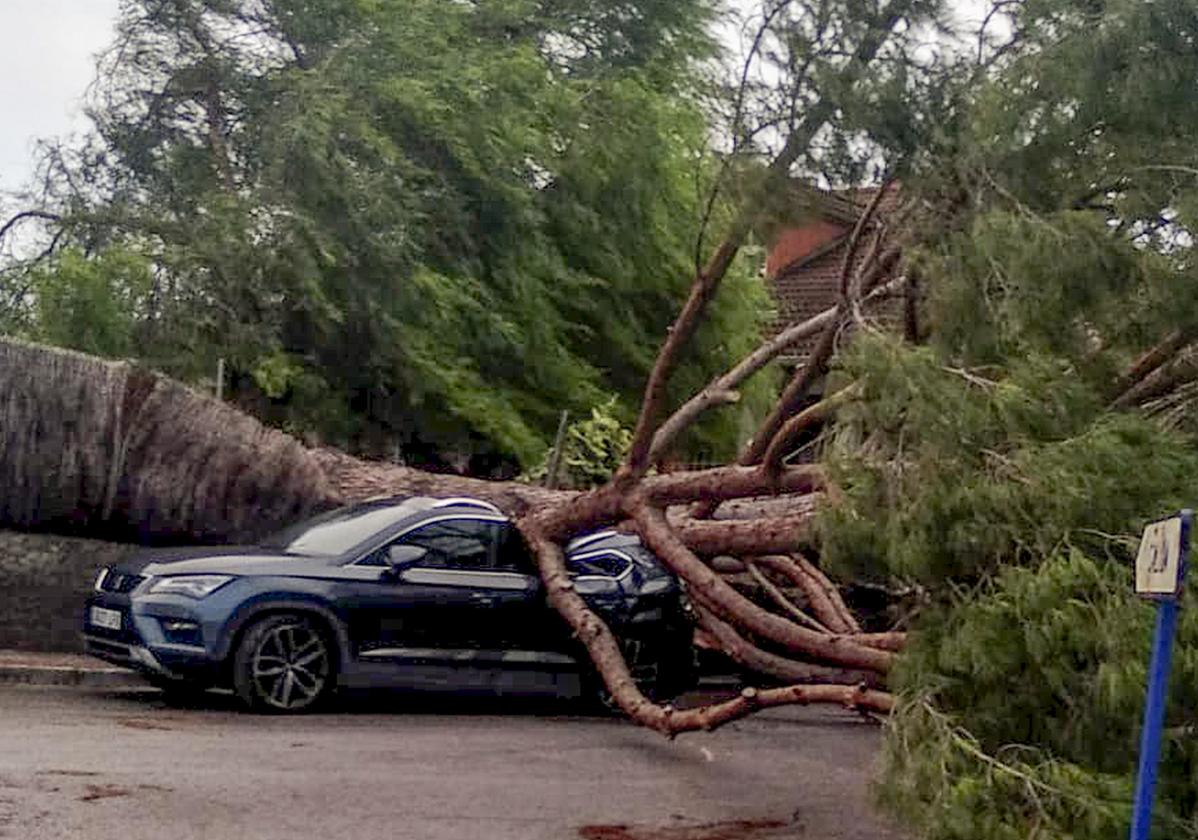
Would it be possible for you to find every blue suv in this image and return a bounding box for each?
[83,496,696,712]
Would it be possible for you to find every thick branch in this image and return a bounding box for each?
[744,560,832,632]
[1111,343,1198,409]
[694,604,880,687]
[760,383,861,471]
[623,239,742,476]
[673,511,816,556]
[684,683,895,724]
[738,557,904,651]
[853,632,907,652]
[787,554,861,633]
[521,524,892,735]
[632,504,893,672]
[521,527,672,730]
[1113,329,1188,398]
[644,463,823,506]
[754,555,856,634]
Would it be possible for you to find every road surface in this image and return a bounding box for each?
[0,685,906,839]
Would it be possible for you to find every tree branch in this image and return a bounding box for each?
[0,210,62,245]
[631,504,893,672]
[788,553,862,633]
[760,383,862,471]
[706,244,901,496]
[1111,343,1198,409]
[754,554,857,634]
[621,10,908,479]
[744,559,833,632]
[673,511,816,556]
[521,524,892,735]
[643,463,823,506]
[1110,330,1193,402]
[694,603,881,687]
[648,275,907,464]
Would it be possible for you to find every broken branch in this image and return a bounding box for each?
[632,505,893,673]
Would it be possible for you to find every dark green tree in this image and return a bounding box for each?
[801,1,1198,835]
[2,0,774,470]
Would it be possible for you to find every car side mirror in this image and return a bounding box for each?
[386,544,428,571]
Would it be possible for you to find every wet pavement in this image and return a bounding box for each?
[0,684,906,839]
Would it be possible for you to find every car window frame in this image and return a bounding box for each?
[349,512,512,569]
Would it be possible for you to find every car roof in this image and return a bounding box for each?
[360,496,640,554]
[359,495,505,518]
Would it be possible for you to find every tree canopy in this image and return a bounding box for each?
[1,0,776,471]
[811,0,1198,835]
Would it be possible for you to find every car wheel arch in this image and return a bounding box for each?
[217,599,350,673]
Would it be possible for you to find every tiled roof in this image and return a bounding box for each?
[764,184,902,360]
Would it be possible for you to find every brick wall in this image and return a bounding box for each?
[764,185,903,359]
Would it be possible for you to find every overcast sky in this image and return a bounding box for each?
[0,0,996,196]
[0,0,121,193]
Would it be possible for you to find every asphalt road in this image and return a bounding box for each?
[0,685,906,840]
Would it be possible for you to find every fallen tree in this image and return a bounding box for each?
[0,119,914,733]
[0,202,905,732]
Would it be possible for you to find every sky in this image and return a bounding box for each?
[0,0,997,196]
[0,0,121,193]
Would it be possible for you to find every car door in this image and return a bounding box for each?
[352,515,544,668]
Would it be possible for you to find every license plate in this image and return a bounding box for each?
[89,606,122,631]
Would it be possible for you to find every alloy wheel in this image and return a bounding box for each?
[249,621,330,711]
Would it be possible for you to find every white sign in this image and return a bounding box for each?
[1136,516,1186,598]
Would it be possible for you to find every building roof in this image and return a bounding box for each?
[763,183,901,361]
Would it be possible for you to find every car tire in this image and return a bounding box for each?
[232,613,336,713]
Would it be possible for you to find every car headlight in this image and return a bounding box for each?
[93,567,110,592]
[147,575,234,599]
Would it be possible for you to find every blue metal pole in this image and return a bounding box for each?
[1128,597,1181,840]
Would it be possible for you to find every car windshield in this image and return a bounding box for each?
[260,501,410,557]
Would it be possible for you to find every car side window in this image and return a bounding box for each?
[397,518,501,570]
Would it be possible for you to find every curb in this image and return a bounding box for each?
[0,662,147,688]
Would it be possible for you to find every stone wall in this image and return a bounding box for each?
[0,529,135,651]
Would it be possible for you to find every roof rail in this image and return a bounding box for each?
[429,497,503,515]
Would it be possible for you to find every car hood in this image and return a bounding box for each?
[118,546,339,578]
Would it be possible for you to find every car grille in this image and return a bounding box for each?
[99,571,146,594]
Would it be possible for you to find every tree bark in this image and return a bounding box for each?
[694,605,880,687]
[632,505,893,673]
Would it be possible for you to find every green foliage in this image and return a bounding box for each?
[819,2,1198,833]
[20,248,152,359]
[820,335,1198,584]
[883,551,1198,839]
[8,0,774,467]
[522,397,633,489]
[921,211,1198,379]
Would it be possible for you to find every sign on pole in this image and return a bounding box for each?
[1135,514,1186,598]
[1129,509,1191,840]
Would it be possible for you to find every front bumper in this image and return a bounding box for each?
[82,593,223,684]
